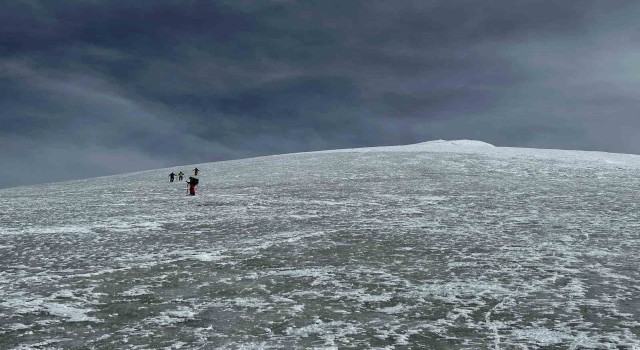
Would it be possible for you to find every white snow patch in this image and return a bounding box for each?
[285,318,363,346]
[147,306,196,326]
[357,293,393,303]
[2,297,45,314]
[377,303,412,315]
[7,323,31,330]
[232,297,271,309]
[511,328,570,346]
[121,286,153,297]
[19,224,93,235]
[190,252,226,262]
[43,302,99,322]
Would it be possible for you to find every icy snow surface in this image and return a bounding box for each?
[2,140,640,348]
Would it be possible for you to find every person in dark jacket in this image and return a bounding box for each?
[186,176,198,196]
[193,167,199,176]
[169,172,176,182]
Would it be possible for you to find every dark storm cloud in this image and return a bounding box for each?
[2,0,640,187]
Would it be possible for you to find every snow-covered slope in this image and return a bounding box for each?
[2,141,640,348]
[328,139,640,165]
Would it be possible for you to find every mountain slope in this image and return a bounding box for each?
[2,141,640,348]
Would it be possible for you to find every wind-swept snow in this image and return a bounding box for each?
[1,140,640,348]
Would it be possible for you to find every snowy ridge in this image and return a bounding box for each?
[316,139,498,155]
[320,139,640,167]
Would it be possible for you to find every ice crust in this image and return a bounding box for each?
[1,140,640,348]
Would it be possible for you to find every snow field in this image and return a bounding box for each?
[1,141,640,348]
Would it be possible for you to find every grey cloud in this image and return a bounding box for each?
[2,0,640,187]
[0,135,168,188]
[0,61,253,187]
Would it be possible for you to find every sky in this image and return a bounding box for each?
[2,0,640,188]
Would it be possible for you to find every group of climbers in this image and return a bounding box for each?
[168,171,184,182]
[168,167,200,196]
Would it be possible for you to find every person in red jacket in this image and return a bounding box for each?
[187,176,198,196]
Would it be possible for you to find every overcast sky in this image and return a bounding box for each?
[2,0,640,188]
